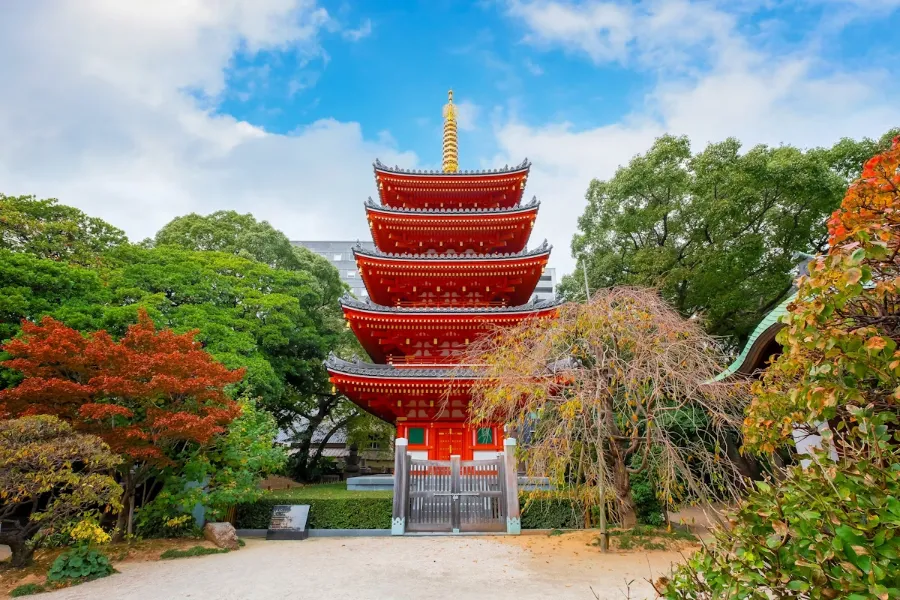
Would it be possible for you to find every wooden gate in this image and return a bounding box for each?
[392,439,521,535]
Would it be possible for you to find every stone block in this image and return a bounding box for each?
[203,522,239,550]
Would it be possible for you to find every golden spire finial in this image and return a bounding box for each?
[442,89,458,173]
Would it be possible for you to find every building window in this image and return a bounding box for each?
[476,427,493,445]
[408,427,425,445]
[346,270,356,278]
[333,253,342,261]
[540,275,552,281]
[535,286,553,293]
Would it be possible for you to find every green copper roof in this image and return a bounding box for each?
[714,292,797,381]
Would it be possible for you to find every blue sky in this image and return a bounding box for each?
[1,0,899,275]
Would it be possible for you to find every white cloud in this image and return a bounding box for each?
[455,101,482,132]
[495,0,900,275]
[0,1,414,246]
[508,0,633,63]
[342,18,373,42]
[1,0,897,285]
[523,58,544,75]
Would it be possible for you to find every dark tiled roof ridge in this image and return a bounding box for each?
[364,196,539,215]
[339,295,561,314]
[352,239,551,260]
[373,158,530,176]
[325,354,477,378]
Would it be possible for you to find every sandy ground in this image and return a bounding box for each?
[31,532,692,600]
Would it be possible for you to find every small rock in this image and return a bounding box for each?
[203,522,239,550]
[0,544,11,563]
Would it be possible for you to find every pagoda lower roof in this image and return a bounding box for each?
[373,159,530,210]
[327,356,481,423]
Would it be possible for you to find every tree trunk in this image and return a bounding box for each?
[1,535,33,569]
[724,431,762,480]
[612,455,638,528]
[112,471,134,542]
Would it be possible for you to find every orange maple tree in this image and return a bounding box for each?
[0,310,245,538]
[746,137,900,453]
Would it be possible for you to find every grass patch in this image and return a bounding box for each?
[261,483,392,500]
[10,583,45,597]
[595,525,698,551]
[238,538,246,547]
[160,546,230,560]
[238,483,394,529]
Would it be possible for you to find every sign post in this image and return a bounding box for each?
[266,505,310,540]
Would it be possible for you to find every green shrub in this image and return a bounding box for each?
[133,505,202,540]
[10,583,45,597]
[237,486,658,531]
[236,496,393,529]
[520,493,585,529]
[663,415,900,599]
[47,546,114,583]
[629,469,665,527]
[160,546,229,559]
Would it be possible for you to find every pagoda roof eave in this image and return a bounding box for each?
[373,158,530,178]
[340,295,561,315]
[352,240,552,263]
[326,355,479,380]
[364,196,539,216]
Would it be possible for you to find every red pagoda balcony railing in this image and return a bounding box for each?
[387,355,456,366]
[393,300,509,308]
[386,355,485,368]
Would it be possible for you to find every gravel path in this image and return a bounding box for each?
[37,535,686,600]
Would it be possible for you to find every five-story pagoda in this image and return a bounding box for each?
[326,91,557,460]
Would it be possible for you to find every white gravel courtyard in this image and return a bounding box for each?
[36,534,688,600]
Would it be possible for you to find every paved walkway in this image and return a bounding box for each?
[40,535,685,600]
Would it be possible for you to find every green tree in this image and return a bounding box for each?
[0,415,122,568]
[153,210,296,267]
[0,194,127,266]
[150,211,366,481]
[0,250,107,344]
[97,244,332,423]
[562,130,899,348]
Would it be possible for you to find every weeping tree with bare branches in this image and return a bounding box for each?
[460,287,749,528]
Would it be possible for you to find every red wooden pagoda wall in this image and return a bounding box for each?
[396,422,503,460]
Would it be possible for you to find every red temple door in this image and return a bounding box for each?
[435,426,465,460]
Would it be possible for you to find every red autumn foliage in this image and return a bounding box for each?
[0,309,245,465]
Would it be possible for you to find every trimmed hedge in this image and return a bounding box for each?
[237,490,587,530]
[520,493,585,529]
[238,486,662,530]
[236,496,392,529]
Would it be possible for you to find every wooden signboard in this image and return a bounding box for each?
[266,504,310,540]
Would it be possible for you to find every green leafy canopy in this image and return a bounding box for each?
[562,130,899,348]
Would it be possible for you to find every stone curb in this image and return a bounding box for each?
[237,529,391,538]
[236,528,570,538]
